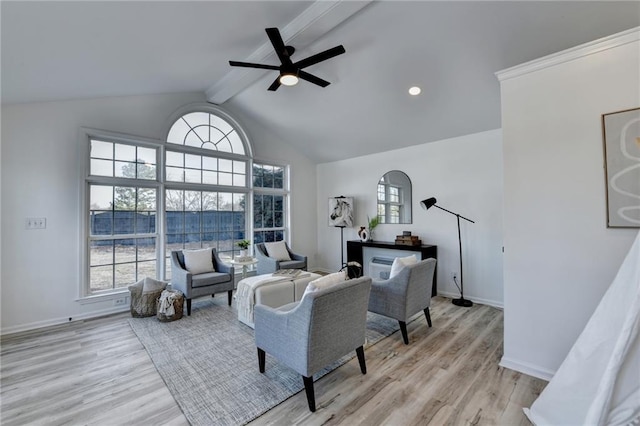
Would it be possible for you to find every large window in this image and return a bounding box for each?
[83,106,270,297]
[87,139,159,294]
[253,163,288,243]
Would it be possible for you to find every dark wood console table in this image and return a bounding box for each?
[347,240,438,296]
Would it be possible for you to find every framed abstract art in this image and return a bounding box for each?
[602,107,640,228]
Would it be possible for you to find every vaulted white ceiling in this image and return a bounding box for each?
[2,1,639,163]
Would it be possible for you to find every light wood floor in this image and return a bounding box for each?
[1,296,546,425]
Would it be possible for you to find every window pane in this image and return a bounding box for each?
[91,140,113,159]
[233,161,246,174]
[185,169,201,183]
[137,260,156,281]
[209,114,233,135]
[166,151,183,167]
[185,130,203,148]
[219,172,233,186]
[253,165,263,187]
[115,239,136,264]
[115,144,136,162]
[166,190,184,210]
[219,193,233,211]
[91,185,113,210]
[233,173,245,187]
[167,119,191,144]
[185,191,201,211]
[137,188,156,211]
[203,156,217,171]
[219,159,232,173]
[90,240,113,266]
[91,159,113,177]
[202,191,218,211]
[90,265,113,292]
[137,147,156,165]
[90,211,113,236]
[228,131,245,155]
[137,163,156,180]
[182,112,209,128]
[166,166,184,182]
[115,161,136,178]
[137,238,156,261]
[114,186,136,210]
[115,263,135,288]
[203,171,217,185]
[185,154,201,169]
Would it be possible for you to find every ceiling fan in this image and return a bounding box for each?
[229,27,346,91]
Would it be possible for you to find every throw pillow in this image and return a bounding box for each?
[264,241,291,261]
[303,270,347,298]
[183,249,215,274]
[389,254,418,278]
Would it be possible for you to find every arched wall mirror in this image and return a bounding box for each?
[377,170,412,224]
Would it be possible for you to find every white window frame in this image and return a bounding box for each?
[252,161,290,245]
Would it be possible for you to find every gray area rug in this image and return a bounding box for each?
[129,296,411,425]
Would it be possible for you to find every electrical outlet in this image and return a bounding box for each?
[25,217,46,230]
[114,298,127,306]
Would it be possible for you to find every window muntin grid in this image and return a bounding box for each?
[167,112,245,155]
[90,139,157,180]
[165,150,246,187]
[253,163,288,244]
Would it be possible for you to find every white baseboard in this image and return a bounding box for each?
[1,305,129,336]
[437,290,503,309]
[499,356,555,381]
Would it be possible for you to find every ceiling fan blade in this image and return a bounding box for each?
[294,45,346,69]
[229,61,280,70]
[267,76,281,91]
[298,70,330,87]
[265,27,292,65]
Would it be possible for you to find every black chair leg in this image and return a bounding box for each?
[302,375,316,412]
[356,346,366,374]
[399,321,409,345]
[186,299,192,316]
[424,307,432,327]
[227,290,233,306]
[257,348,265,373]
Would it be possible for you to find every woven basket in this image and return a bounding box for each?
[130,288,165,318]
[157,290,184,322]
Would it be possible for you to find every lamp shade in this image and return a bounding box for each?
[421,197,437,210]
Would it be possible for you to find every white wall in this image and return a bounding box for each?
[317,129,504,306]
[1,93,318,334]
[499,29,639,379]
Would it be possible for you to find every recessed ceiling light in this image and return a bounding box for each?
[409,86,421,96]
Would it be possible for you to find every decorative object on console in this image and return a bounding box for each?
[421,197,475,307]
[601,107,640,228]
[367,215,379,240]
[357,226,370,242]
[329,196,354,269]
[395,231,421,246]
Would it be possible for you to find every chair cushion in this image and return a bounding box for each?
[265,241,291,261]
[191,271,231,288]
[390,254,418,278]
[183,249,215,274]
[303,271,347,297]
[279,260,306,270]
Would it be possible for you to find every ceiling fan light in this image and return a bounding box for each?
[279,73,299,86]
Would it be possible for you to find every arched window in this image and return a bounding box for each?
[163,106,252,279]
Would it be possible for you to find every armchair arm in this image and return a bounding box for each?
[255,245,279,274]
[170,251,192,297]
[369,272,411,320]
[212,250,234,275]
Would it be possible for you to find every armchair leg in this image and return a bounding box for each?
[257,348,265,373]
[424,307,432,327]
[302,375,316,412]
[186,299,192,316]
[399,321,409,345]
[356,346,366,374]
[227,290,233,306]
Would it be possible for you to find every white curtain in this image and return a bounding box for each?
[525,231,640,426]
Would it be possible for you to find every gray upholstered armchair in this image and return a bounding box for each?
[170,248,235,316]
[368,258,437,344]
[254,276,372,412]
[255,241,307,275]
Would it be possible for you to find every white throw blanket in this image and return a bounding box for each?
[525,231,640,426]
[158,290,180,316]
[236,275,289,325]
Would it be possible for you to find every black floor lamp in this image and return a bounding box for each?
[421,197,475,307]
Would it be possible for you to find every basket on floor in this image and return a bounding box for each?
[157,289,184,322]
[129,277,167,318]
